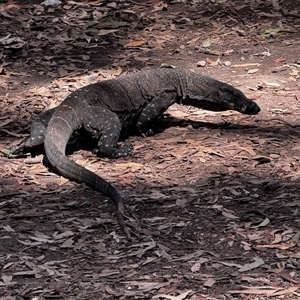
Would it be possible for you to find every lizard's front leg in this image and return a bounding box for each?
[136,91,177,135]
[83,106,133,158]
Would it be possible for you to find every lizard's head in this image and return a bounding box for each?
[215,83,260,115]
[183,78,260,115]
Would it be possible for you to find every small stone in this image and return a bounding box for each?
[107,1,117,8]
[196,60,206,67]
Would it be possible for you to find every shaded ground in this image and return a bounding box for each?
[1,0,300,299]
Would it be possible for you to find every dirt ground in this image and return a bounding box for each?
[1,0,300,299]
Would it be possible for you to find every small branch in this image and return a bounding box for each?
[254,117,297,128]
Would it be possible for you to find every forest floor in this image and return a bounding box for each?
[1,0,300,299]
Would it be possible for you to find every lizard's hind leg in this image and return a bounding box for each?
[10,108,56,155]
[83,107,133,158]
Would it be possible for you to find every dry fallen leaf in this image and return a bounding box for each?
[152,290,192,300]
[231,63,261,68]
[255,243,291,250]
[239,256,264,272]
[0,4,20,12]
[124,40,145,48]
[1,275,13,286]
[247,68,260,74]
[206,57,220,66]
[228,286,298,296]
[203,278,215,287]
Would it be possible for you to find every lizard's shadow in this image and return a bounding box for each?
[71,114,258,155]
[149,114,257,132]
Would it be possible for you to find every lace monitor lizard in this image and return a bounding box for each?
[10,68,260,240]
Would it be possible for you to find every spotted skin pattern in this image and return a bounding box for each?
[10,68,260,240]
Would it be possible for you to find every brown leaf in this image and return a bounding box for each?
[247,68,260,74]
[60,238,74,248]
[255,243,291,250]
[203,278,215,287]
[231,63,261,68]
[295,89,300,102]
[124,40,145,48]
[153,290,192,300]
[239,256,264,272]
[227,286,298,296]
[0,4,20,12]
[206,57,220,66]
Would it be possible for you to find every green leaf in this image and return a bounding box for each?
[202,38,211,48]
[1,148,10,156]
[84,20,98,29]
[71,31,80,40]
[84,28,99,37]
[71,31,98,42]
[262,27,288,37]
[83,34,94,43]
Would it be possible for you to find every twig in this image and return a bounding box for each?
[244,209,270,219]
[196,47,225,56]
[278,273,299,284]
[229,2,245,25]
[254,117,297,128]
[281,9,300,18]
[292,230,300,246]
[128,0,151,6]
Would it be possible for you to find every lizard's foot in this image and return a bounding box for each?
[118,217,140,241]
[145,128,155,136]
[9,138,31,156]
[93,142,133,158]
[9,144,24,156]
[112,142,134,158]
[116,203,139,241]
[9,135,45,157]
[137,123,155,137]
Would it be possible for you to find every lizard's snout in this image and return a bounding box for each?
[244,101,260,115]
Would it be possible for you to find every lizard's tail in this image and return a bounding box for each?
[44,118,131,240]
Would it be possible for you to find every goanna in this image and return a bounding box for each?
[10,68,260,240]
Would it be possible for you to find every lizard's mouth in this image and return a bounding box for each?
[243,101,261,115]
[228,100,260,115]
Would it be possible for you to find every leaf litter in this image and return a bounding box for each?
[1,0,300,299]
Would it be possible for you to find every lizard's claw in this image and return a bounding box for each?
[112,142,134,158]
[9,142,26,156]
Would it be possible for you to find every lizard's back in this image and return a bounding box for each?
[61,68,185,113]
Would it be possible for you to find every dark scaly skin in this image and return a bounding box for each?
[10,68,260,240]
